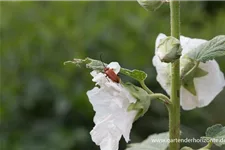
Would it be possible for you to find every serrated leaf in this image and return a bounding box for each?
[126,132,169,150]
[64,57,147,82]
[203,124,225,147]
[124,82,151,120]
[187,35,225,62]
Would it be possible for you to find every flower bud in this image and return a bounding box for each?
[153,33,225,110]
[156,36,182,63]
[137,0,167,11]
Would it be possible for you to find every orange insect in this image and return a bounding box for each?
[100,55,120,83]
[103,67,120,83]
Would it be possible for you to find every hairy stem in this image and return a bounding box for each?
[149,93,171,104]
[169,0,181,150]
[140,81,153,94]
[140,81,171,106]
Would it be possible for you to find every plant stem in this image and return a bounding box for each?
[149,93,171,104]
[169,0,181,150]
[140,81,154,94]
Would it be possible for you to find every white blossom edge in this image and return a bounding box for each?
[87,66,137,150]
[153,33,225,110]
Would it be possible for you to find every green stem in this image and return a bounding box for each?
[139,81,171,106]
[139,81,153,94]
[149,93,171,104]
[169,0,181,150]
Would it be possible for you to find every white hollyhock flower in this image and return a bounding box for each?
[87,62,137,150]
[153,33,225,110]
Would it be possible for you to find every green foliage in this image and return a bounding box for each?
[187,35,225,63]
[65,57,104,71]
[65,57,148,82]
[202,124,225,147]
[126,132,169,150]
[120,69,147,82]
[124,82,151,120]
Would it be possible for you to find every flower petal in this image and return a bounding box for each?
[153,33,225,110]
[87,69,137,149]
[180,36,207,55]
[152,55,171,95]
[107,62,121,74]
[90,115,121,150]
[155,33,167,49]
[194,60,225,107]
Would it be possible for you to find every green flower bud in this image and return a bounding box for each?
[156,36,182,63]
[137,0,167,11]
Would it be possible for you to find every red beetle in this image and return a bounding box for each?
[104,67,120,83]
[100,55,120,83]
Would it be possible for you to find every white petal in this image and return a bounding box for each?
[153,33,171,95]
[181,60,225,110]
[153,33,225,110]
[180,36,207,55]
[87,71,137,150]
[180,86,198,110]
[90,71,108,87]
[194,60,225,107]
[90,115,121,150]
[107,62,121,74]
[155,33,167,49]
[152,55,171,95]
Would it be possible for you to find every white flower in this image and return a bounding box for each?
[153,33,225,110]
[107,62,120,74]
[87,62,137,150]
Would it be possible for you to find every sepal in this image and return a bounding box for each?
[123,82,151,121]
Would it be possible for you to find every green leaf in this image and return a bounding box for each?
[64,57,147,82]
[187,35,225,62]
[126,132,169,150]
[180,147,193,150]
[202,124,225,147]
[120,68,147,82]
[64,57,104,71]
[123,82,151,120]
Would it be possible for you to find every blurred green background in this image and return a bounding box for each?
[0,1,225,150]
